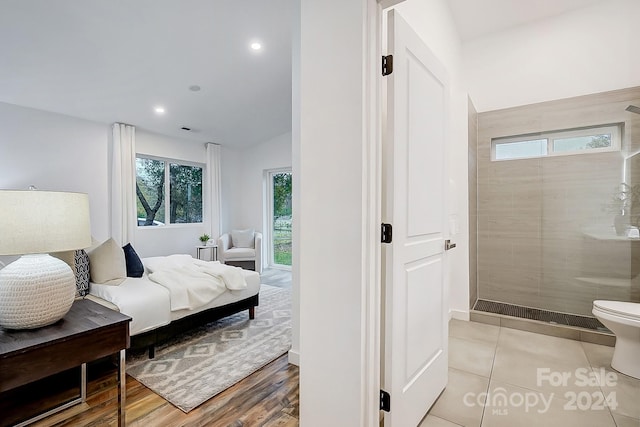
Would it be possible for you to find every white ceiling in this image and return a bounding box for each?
[0,0,607,148]
[0,0,293,148]
[448,0,606,41]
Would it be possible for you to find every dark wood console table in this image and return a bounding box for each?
[0,299,131,426]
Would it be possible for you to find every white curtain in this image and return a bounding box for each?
[111,123,137,246]
[204,143,222,239]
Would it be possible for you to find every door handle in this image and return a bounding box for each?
[445,240,456,251]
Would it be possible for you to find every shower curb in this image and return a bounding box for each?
[470,309,616,347]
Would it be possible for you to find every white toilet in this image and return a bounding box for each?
[592,300,640,379]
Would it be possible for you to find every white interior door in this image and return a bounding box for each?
[382,9,449,427]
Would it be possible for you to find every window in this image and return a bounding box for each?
[136,156,203,226]
[495,138,547,160]
[266,170,292,267]
[491,124,621,161]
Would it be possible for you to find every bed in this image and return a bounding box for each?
[86,254,261,358]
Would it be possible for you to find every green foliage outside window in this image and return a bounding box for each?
[170,163,202,224]
[272,172,292,266]
[136,158,165,225]
[136,157,203,226]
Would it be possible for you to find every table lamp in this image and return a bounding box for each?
[0,189,91,329]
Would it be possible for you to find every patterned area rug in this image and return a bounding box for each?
[126,284,291,413]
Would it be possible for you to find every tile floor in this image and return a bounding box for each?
[419,319,640,427]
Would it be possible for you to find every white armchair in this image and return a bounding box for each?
[218,230,262,274]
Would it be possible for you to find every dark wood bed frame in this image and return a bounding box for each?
[130,293,259,358]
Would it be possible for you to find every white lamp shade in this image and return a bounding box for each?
[0,190,91,255]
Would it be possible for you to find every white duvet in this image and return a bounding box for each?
[90,276,171,335]
[147,258,247,311]
[89,255,259,336]
[191,259,247,290]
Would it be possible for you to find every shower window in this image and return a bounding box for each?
[492,124,621,161]
[494,138,548,160]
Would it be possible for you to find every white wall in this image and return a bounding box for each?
[0,101,212,261]
[0,101,289,263]
[136,130,205,164]
[394,0,470,319]
[297,0,470,423]
[220,131,292,233]
[134,130,209,258]
[298,0,369,424]
[0,102,110,243]
[464,0,640,112]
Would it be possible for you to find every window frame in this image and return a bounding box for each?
[491,123,622,161]
[135,154,205,228]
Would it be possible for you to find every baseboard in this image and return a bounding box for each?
[288,349,300,366]
[449,309,469,321]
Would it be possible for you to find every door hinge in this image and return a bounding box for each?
[381,223,393,244]
[380,389,391,412]
[382,55,393,76]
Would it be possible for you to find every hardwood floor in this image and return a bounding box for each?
[26,354,298,427]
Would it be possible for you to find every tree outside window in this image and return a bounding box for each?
[272,172,292,266]
[136,157,203,226]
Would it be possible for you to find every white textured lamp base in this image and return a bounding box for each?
[0,254,76,329]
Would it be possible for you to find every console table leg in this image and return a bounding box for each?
[81,363,87,401]
[118,349,126,426]
[13,364,87,427]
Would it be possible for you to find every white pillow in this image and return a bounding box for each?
[142,254,194,273]
[231,228,255,248]
[87,238,126,285]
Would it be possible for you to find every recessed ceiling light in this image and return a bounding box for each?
[250,42,262,51]
[154,106,165,114]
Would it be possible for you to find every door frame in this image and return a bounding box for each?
[328,0,411,422]
[362,0,382,423]
[294,0,409,423]
[362,0,408,423]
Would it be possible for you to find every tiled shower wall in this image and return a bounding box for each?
[468,98,478,308]
[476,87,640,316]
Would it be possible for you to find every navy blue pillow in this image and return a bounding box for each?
[122,243,144,278]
